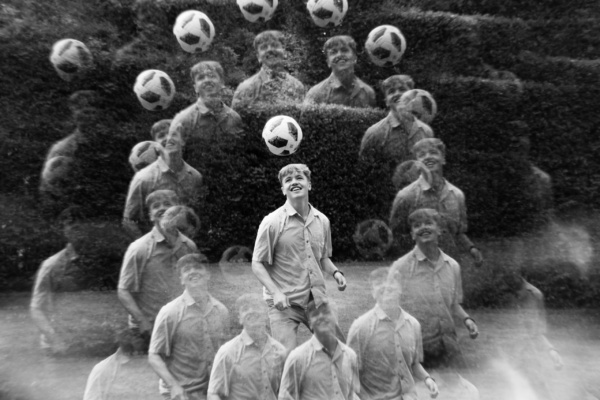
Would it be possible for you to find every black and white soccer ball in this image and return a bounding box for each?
[365,25,406,67]
[42,156,72,186]
[237,0,279,22]
[49,39,93,82]
[400,89,437,124]
[306,0,348,27]
[353,219,394,260]
[173,10,215,53]
[133,69,176,111]
[262,115,303,156]
[128,141,162,172]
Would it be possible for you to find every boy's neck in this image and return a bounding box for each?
[289,197,310,219]
[418,242,441,262]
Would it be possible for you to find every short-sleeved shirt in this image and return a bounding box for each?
[123,157,203,234]
[208,330,287,400]
[45,131,79,161]
[30,244,80,314]
[359,112,433,168]
[252,201,333,308]
[232,67,305,110]
[150,291,230,395]
[347,305,423,400]
[389,175,474,257]
[388,246,467,356]
[118,227,197,327]
[279,335,360,400]
[304,73,376,108]
[170,100,244,161]
[83,353,157,400]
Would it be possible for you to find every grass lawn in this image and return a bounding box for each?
[1,262,599,400]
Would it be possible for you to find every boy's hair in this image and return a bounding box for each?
[190,61,225,83]
[235,293,266,319]
[369,267,390,289]
[68,90,101,113]
[323,35,356,56]
[176,253,209,275]
[380,75,414,94]
[278,163,311,184]
[306,300,337,323]
[412,138,446,158]
[254,30,283,51]
[116,329,145,355]
[145,189,179,208]
[161,205,200,235]
[150,119,172,139]
[407,208,442,227]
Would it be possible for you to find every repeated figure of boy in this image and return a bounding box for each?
[149,254,230,400]
[118,191,198,345]
[208,293,287,400]
[304,35,375,108]
[348,267,439,400]
[387,208,479,367]
[389,138,483,266]
[123,119,203,239]
[279,300,360,400]
[232,30,305,110]
[359,75,433,171]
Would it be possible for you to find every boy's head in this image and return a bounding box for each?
[150,119,172,148]
[381,75,414,109]
[254,30,285,68]
[177,253,210,288]
[369,267,402,308]
[69,90,103,129]
[412,138,446,174]
[115,329,146,356]
[278,163,311,185]
[145,190,179,224]
[306,300,337,338]
[235,293,268,334]
[408,208,442,243]
[159,205,200,238]
[392,160,431,190]
[323,35,357,72]
[190,61,225,99]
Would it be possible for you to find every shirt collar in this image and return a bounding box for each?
[195,98,226,117]
[64,243,79,261]
[387,111,401,128]
[259,65,285,81]
[310,335,344,360]
[413,245,451,269]
[182,290,216,311]
[415,173,432,191]
[150,226,167,243]
[156,156,191,176]
[240,329,273,348]
[283,200,316,218]
[374,303,406,325]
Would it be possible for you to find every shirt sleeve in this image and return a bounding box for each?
[322,215,333,259]
[414,320,424,363]
[83,359,114,400]
[123,172,146,223]
[253,215,278,264]
[118,240,147,292]
[346,320,365,374]
[207,344,232,398]
[30,260,54,311]
[278,350,303,400]
[149,304,176,356]
[389,188,413,235]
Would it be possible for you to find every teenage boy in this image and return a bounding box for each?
[252,163,347,353]
[304,35,375,108]
[388,208,479,366]
[279,301,360,400]
[348,267,439,400]
[208,293,287,400]
[118,191,198,344]
[232,30,305,109]
[149,254,230,400]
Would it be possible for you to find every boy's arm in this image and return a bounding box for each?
[117,288,152,334]
[252,261,288,309]
[148,352,188,400]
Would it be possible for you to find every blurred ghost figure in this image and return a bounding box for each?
[208,293,287,400]
[392,160,432,192]
[415,371,480,400]
[348,267,439,400]
[83,329,157,400]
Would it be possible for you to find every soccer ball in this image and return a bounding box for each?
[262,115,303,156]
[133,69,176,111]
[365,25,406,67]
[237,0,279,22]
[353,219,394,260]
[400,89,437,124]
[173,10,215,53]
[41,156,72,186]
[306,0,348,27]
[129,141,162,172]
[49,39,93,81]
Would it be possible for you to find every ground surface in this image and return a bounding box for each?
[1,263,599,400]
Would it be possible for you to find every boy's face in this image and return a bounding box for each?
[160,211,195,237]
[256,38,284,68]
[410,217,441,246]
[193,65,223,99]
[415,145,445,174]
[280,170,311,200]
[180,266,209,290]
[241,311,268,338]
[153,126,169,148]
[149,197,176,224]
[326,42,356,74]
[309,307,337,342]
[385,83,411,109]
[165,125,185,153]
